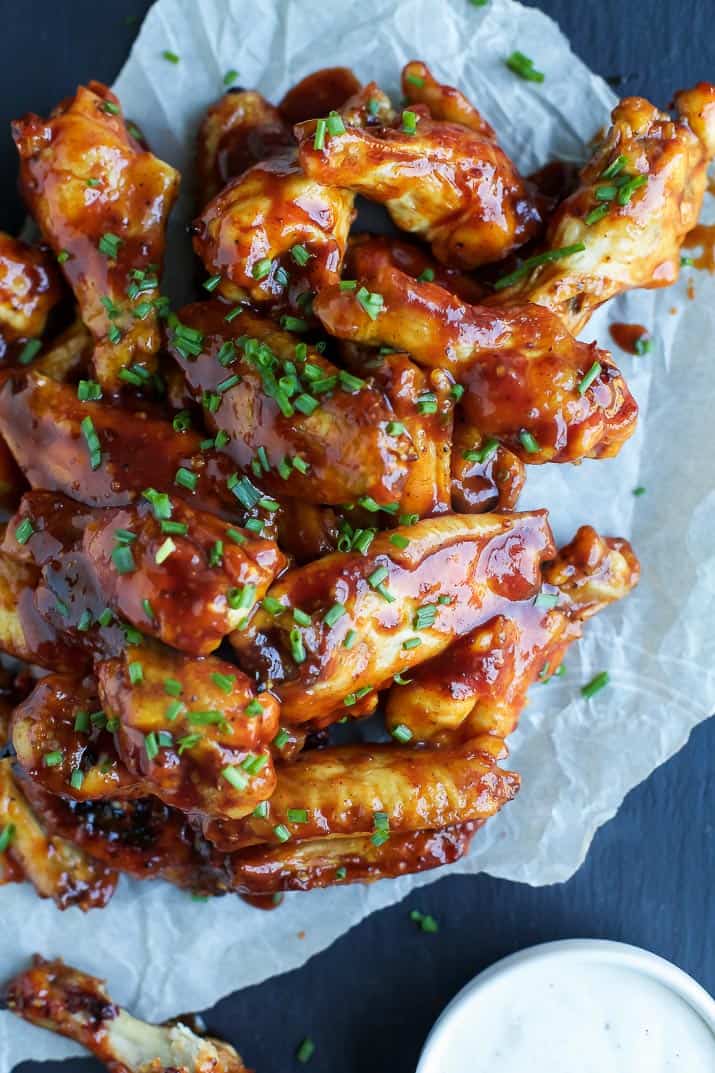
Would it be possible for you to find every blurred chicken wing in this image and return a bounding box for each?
[494,85,715,332]
[12,81,179,388]
[401,61,496,138]
[5,956,250,1072]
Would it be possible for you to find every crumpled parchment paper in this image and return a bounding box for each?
[3,0,714,1064]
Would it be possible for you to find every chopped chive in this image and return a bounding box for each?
[128,661,144,685]
[273,727,291,749]
[389,533,410,550]
[77,609,93,632]
[386,421,407,437]
[617,174,647,205]
[368,565,389,588]
[463,436,499,465]
[343,629,358,649]
[339,369,365,392]
[155,537,176,564]
[226,527,247,545]
[80,415,102,470]
[352,528,376,555]
[393,673,412,686]
[295,393,319,415]
[223,68,239,85]
[101,101,120,116]
[335,866,347,880]
[57,249,71,263]
[417,392,438,415]
[252,258,273,281]
[161,520,188,535]
[414,603,437,630]
[323,602,346,627]
[203,273,222,293]
[69,769,84,790]
[225,305,244,322]
[296,1038,315,1063]
[391,723,413,743]
[518,429,540,454]
[114,528,136,545]
[18,338,42,365]
[177,733,202,754]
[162,49,180,63]
[274,823,291,843]
[253,800,269,819]
[356,286,384,320]
[406,72,425,87]
[585,204,610,226]
[313,118,327,150]
[289,627,307,664]
[287,807,309,824]
[262,597,285,616]
[111,544,136,574]
[166,700,184,721]
[634,335,653,356]
[505,50,545,82]
[339,279,357,291]
[98,233,122,258]
[601,153,628,179]
[493,243,585,290]
[228,583,256,612]
[98,608,113,628]
[581,670,610,699]
[290,244,312,267]
[245,699,264,717]
[164,678,183,696]
[188,709,228,727]
[633,486,646,496]
[293,608,311,627]
[402,109,418,134]
[245,518,264,534]
[15,518,34,545]
[402,637,422,650]
[680,255,695,267]
[43,750,63,767]
[222,765,249,791]
[578,361,602,394]
[326,110,346,135]
[208,540,224,568]
[410,909,439,933]
[172,410,192,432]
[174,467,197,491]
[77,379,103,401]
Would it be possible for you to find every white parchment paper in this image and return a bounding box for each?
[3,0,714,1064]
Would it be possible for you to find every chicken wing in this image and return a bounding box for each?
[192,150,354,307]
[0,234,62,357]
[227,821,480,893]
[315,245,637,462]
[204,737,516,851]
[196,90,292,206]
[168,303,410,506]
[231,511,555,724]
[400,60,497,139]
[385,526,639,744]
[5,957,250,1073]
[450,420,525,513]
[12,81,179,388]
[296,71,542,268]
[0,760,117,909]
[493,84,715,332]
[5,490,286,656]
[278,67,362,125]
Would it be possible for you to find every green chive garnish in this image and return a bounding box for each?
[581,671,609,699]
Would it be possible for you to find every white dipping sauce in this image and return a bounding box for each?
[419,947,715,1073]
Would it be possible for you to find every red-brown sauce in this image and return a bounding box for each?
[609,323,650,354]
[682,223,715,272]
[240,892,284,910]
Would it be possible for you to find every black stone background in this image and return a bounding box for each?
[3,1,713,1070]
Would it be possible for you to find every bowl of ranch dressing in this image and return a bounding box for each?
[416,939,715,1073]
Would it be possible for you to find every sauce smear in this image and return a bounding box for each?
[682,223,715,273]
[609,322,650,354]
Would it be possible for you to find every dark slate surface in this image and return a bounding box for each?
[6,1,714,1070]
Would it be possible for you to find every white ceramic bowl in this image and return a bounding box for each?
[416,939,715,1073]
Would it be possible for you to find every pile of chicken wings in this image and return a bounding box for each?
[0,61,712,909]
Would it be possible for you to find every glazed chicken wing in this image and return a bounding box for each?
[385,526,639,744]
[315,242,637,462]
[296,68,542,268]
[278,67,363,125]
[494,84,715,332]
[204,737,515,850]
[5,490,286,656]
[231,511,555,724]
[5,957,250,1073]
[12,81,179,388]
[0,759,117,909]
[192,151,354,307]
[401,60,497,138]
[0,234,62,357]
[168,303,410,507]
[196,90,292,207]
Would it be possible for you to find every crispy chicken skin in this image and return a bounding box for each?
[12,81,179,388]
[0,760,117,909]
[196,90,292,207]
[495,85,715,332]
[296,68,542,268]
[385,526,640,744]
[204,737,516,850]
[169,303,410,507]
[5,491,286,656]
[315,242,637,463]
[192,151,355,306]
[231,511,555,724]
[0,233,62,354]
[5,957,250,1073]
